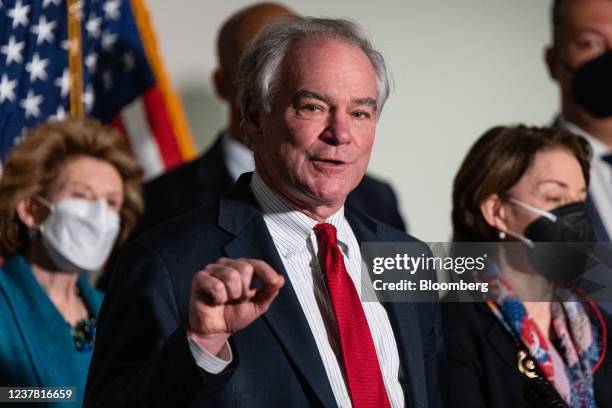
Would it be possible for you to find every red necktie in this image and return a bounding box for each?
[314,223,391,408]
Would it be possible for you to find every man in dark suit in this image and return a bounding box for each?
[545,0,612,241]
[140,2,406,233]
[85,15,442,408]
[98,3,404,292]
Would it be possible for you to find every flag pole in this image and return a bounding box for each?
[130,0,196,160]
[67,0,84,118]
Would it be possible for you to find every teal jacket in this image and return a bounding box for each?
[0,255,103,407]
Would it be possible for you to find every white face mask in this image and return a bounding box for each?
[36,197,120,272]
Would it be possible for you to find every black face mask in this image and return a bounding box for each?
[524,202,596,283]
[571,50,612,118]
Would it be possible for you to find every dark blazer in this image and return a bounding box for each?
[552,116,610,242]
[85,174,442,408]
[98,136,407,291]
[441,301,612,408]
[586,196,611,242]
[140,134,407,232]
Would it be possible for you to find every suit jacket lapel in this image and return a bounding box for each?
[218,176,337,407]
[345,209,428,408]
[586,195,611,242]
[477,302,518,371]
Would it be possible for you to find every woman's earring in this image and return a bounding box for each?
[28,225,40,239]
[498,230,506,240]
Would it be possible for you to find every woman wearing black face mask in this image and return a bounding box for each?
[443,125,612,408]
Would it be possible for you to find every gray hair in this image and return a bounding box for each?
[236,16,391,124]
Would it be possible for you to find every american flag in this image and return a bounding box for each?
[0,0,195,179]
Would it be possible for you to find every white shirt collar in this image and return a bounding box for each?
[222,131,255,182]
[558,117,612,158]
[249,172,350,258]
[559,116,612,237]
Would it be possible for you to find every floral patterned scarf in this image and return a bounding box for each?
[486,279,606,407]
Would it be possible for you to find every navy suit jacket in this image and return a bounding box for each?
[586,196,611,242]
[85,174,443,407]
[97,135,407,291]
[552,116,610,242]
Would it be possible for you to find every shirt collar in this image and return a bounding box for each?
[558,116,611,158]
[249,172,350,258]
[222,131,255,181]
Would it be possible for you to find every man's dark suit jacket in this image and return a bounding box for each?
[84,174,443,408]
[441,301,612,408]
[141,135,407,232]
[552,117,610,242]
[586,197,611,242]
[97,136,407,291]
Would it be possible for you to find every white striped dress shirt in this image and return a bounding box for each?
[559,118,612,237]
[189,172,405,407]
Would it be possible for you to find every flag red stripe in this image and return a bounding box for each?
[141,87,183,169]
[110,116,146,169]
[110,116,130,146]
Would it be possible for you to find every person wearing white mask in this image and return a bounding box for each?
[0,118,143,406]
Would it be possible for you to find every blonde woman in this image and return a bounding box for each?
[0,118,143,405]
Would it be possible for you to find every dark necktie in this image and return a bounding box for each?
[602,153,612,167]
[313,223,390,408]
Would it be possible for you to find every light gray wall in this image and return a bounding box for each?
[147,0,559,241]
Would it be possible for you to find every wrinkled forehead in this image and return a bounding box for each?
[284,35,370,66]
[277,37,378,93]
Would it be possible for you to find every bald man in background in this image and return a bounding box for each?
[140,2,407,233]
